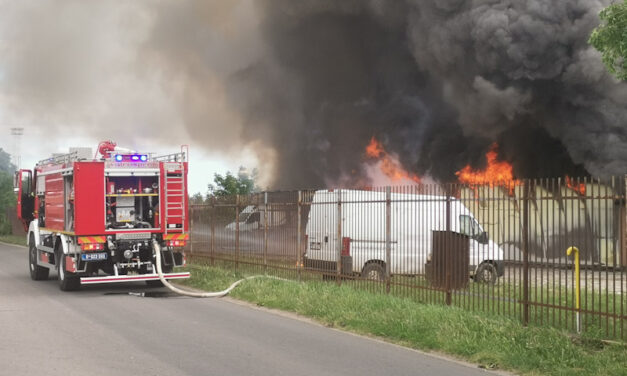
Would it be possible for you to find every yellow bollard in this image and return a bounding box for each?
[566,246,581,333]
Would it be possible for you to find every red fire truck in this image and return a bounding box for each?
[14,141,190,291]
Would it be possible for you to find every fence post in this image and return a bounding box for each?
[522,179,530,326]
[623,175,627,268]
[623,176,626,340]
[386,186,392,294]
[190,206,194,255]
[235,194,240,270]
[264,192,268,273]
[337,189,342,286]
[210,197,215,266]
[297,190,302,282]
[445,185,452,306]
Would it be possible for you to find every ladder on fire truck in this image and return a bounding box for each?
[153,147,187,234]
[37,151,81,166]
[164,172,185,234]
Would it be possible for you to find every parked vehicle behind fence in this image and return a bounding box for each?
[303,189,505,282]
[225,205,287,232]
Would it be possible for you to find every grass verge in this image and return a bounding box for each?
[180,263,626,376]
[0,234,26,246]
[190,254,626,337]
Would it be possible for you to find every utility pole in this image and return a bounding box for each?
[10,127,24,170]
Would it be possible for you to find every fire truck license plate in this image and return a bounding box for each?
[81,253,108,261]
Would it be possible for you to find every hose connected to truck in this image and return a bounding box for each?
[152,240,286,298]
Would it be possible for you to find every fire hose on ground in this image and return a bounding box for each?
[151,239,288,298]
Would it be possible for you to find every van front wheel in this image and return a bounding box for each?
[361,263,386,281]
[475,262,497,284]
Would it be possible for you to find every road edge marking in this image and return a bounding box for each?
[0,241,27,249]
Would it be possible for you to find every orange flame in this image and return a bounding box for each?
[365,137,385,158]
[456,143,520,194]
[565,176,586,195]
[365,137,421,183]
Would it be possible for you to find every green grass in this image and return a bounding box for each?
[0,234,26,246]
[190,253,626,337]
[385,274,626,337]
[180,262,627,376]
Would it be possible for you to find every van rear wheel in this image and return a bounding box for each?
[474,262,497,284]
[361,263,386,281]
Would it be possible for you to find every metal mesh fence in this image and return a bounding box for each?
[189,177,627,339]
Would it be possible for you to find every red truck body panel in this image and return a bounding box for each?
[44,173,65,231]
[74,162,105,235]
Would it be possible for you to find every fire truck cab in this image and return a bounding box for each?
[15,141,190,291]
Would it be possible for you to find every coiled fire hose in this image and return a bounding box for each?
[152,239,287,298]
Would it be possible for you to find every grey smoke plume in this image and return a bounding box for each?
[1,1,626,188]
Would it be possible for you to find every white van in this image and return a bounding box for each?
[303,189,504,283]
[225,205,287,232]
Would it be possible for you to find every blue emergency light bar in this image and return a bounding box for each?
[114,154,148,162]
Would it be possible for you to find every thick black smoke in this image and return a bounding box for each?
[405,0,625,180]
[227,2,455,187]
[145,0,626,188]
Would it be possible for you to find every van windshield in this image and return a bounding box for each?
[239,211,251,222]
[459,215,482,237]
[246,211,260,224]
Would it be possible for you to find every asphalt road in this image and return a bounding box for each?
[0,241,499,376]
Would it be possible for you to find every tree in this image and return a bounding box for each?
[0,148,15,174]
[208,167,259,197]
[189,192,205,205]
[0,148,16,234]
[589,0,627,80]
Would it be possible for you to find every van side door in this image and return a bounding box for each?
[307,191,337,263]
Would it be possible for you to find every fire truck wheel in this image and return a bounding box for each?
[29,235,49,281]
[58,254,80,291]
